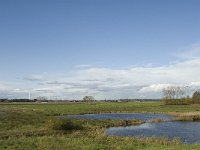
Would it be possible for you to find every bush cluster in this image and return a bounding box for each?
[47,118,82,131]
[163,98,194,105]
[163,91,200,105]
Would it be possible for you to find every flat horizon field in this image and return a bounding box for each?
[1,101,200,150]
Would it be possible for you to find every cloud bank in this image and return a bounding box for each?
[1,57,200,100]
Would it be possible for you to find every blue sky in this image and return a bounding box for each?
[1,0,200,99]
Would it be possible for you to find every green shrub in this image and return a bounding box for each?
[163,98,194,105]
[47,118,82,131]
[192,91,200,103]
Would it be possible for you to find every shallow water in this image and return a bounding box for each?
[106,121,200,144]
[66,113,173,121]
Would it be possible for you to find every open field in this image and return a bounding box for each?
[1,101,200,150]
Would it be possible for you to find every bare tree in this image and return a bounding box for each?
[162,86,175,99]
[162,86,186,99]
[37,96,47,101]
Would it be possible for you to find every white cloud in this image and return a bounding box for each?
[24,74,47,81]
[1,57,200,99]
[0,82,14,92]
[139,84,172,93]
[74,64,94,69]
[190,82,200,86]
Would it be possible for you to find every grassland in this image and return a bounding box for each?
[1,101,200,150]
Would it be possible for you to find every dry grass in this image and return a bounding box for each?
[148,118,165,123]
[173,112,200,121]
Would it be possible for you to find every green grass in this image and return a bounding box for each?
[1,101,200,149]
[2,101,200,114]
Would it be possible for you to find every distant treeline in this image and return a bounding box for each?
[0,98,160,103]
[0,99,37,102]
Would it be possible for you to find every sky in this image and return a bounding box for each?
[1,0,200,100]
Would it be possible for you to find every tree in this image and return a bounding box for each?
[37,96,47,101]
[162,86,176,99]
[192,91,200,102]
[162,86,192,105]
[83,96,95,102]
[162,86,186,99]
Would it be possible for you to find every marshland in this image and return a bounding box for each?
[1,101,200,149]
[1,0,200,149]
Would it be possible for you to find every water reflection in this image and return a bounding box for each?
[66,113,173,121]
[106,122,200,144]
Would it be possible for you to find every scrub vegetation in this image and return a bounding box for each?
[1,101,200,150]
[162,86,200,105]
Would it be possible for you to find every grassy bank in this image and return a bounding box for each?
[1,101,200,149]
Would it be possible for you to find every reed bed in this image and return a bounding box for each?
[173,112,200,121]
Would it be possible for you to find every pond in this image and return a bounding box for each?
[106,121,200,144]
[66,113,173,121]
[65,113,200,144]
